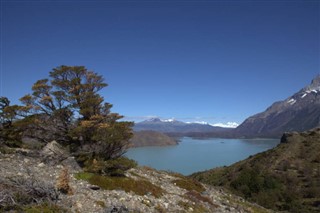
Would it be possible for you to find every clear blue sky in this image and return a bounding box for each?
[1,0,319,124]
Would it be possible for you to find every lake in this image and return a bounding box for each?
[125,137,280,175]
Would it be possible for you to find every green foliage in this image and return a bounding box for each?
[80,156,137,176]
[24,203,68,213]
[192,128,320,213]
[0,97,23,147]
[75,172,164,198]
[1,66,133,163]
[229,167,281,198]
[172,178,205,193]
[178,200,208,213]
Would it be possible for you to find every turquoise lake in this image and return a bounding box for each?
[125,137,280,175]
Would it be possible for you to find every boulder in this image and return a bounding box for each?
[41,141,68,165]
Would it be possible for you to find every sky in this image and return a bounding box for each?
[1,0,319,125]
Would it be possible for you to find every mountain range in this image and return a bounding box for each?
[235,75,320,137]
[133,118,233,134]
[134,75,320,138]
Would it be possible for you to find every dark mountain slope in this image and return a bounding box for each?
[191,128,320,213]
[134,118,229,134]
[129,130,178,147]
[235,75,320,137]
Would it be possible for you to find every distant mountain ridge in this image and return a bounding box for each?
[235,75,320,137]
[133,118,235,133]
[134,76,320,139]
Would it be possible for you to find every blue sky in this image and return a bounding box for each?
[1,0,319,124]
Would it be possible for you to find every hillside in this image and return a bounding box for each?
[191,128,320,213]
[235,75,320,137]
[0,144,271,212]
[130,131,178,147]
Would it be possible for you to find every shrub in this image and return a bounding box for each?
[172,178,205,193]
[0,175,58,211]
[81,156,137,177]
[75,172,164,198]
[56,167,73,195]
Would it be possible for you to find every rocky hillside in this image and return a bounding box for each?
[130,131,178,147]
[192,128,320,213]
[235,75,320,137]
[0,143,271,213]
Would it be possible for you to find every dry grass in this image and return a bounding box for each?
[184,190,218,207]
[56,167,73,195]
[172,178,205,193]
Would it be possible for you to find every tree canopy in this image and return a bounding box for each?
[0,66,133,160]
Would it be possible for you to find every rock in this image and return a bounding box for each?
[40,140,70,165]
[0,152,271,213]
[108,206,129,213]
[163,202,169,208]
[89,185,100,190]
[37,162,45,167]
[61,157,81,172]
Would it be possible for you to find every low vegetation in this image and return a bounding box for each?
[0,175,59,212]
[191,128,320,213]
[172,177,205,193]
[75,172,164,198]
[0,66,137,211]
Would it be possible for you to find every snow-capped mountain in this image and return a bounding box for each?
[186,121,239,128]
[211,122,239,128]
[235,75,320,137]
[134,118,234,133]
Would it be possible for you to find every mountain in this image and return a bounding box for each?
[235,75,320,137]
[129,130,178,147]
[133,118,232,134]
[191,128,320,213]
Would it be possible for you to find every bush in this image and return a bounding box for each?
[0,175,59,211]
[80,156,137,177]
[75,172,164,198]
[56,167,73,195]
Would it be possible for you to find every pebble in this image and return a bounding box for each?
[37,162,45,167]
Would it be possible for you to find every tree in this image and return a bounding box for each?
[4,66,133,160]
[0,97,23,146]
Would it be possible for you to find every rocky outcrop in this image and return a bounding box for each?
[0,150,271,212]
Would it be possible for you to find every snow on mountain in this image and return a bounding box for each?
[161,118,176,122]
[211,122,239,128]
[186,121,239,128]
[142,118,239,128]
[235,75,320,137]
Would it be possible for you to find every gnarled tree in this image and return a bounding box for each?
[5,66,133,160]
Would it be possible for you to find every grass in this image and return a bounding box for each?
[24,203,68,213]
[75,172,164,198]
[172,178,205,193]
[223,195,271,213]
[178,200,208,213]
[185,190,216,206]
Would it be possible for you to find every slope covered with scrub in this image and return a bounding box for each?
[191,128,320,213]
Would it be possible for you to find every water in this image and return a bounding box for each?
[125,137,280,175]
